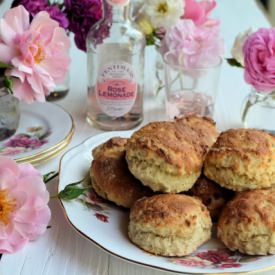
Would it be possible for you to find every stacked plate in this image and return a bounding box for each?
[0,102,74,166]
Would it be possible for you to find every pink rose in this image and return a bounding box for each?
[243,28,275,93]
[0,156,51,253]
[183,0,218,26]
[161,19,224,69]
[0,6,70,103]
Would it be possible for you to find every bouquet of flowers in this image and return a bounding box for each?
[135,0,223,96]
[135,0,223,70]
[229,28,275,123]
[135,0,221,51]
[12,0,103,52]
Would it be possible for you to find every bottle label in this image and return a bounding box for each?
[96,61,137,117]
[106,0,129,7]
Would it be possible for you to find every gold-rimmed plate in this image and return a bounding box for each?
[58,132,275,275]
[0,102,74,165]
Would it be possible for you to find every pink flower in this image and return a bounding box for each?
[184,0,218,26]
[0,156,51,253]
[94,212,109,223]
[175,257,210,267]
[0,6,70,103]
[161,19,224,69]
[5,134,48,149]
[243,28,275,93]
[196,249,233,264]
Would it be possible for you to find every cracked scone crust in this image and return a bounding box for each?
[128,194,212,256]
[91,137,152,208]
[204,129,275,191]
[217,189,275,255]
[126,116,218,193]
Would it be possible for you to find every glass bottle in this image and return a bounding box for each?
[86,0,145,131]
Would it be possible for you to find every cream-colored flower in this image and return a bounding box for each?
[144,0,184,29]
[231,28,254,66]
[138,18,154,35]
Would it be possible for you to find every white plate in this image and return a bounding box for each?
[0,102,74,163]
[58,131,275,275]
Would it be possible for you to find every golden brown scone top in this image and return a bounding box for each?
[127,115,218,172]
[204,129,275,190]
[209,128,275,156]
[91,137,152,208]
[217,188,275,255]
[218,189,275,231]
[92,137,128,159]
[176,116,218,151]
[130,194,211,237]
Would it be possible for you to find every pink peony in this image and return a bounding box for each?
[183,0,218,26]
[0,5,70,103]
[161,19,224,69]
[0,156,51,253]
[243,28,275,93]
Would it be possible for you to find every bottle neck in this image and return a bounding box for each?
[103,0,129,22]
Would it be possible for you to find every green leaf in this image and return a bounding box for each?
[3,77,13,92]
[146,34,156,46]
[43,171,59,184]
[59,185,89,201]
[156,85,165,96]
[0,61,11,69]
[227,58,244,68]
[57,175,91,201]
[66,177,87,188]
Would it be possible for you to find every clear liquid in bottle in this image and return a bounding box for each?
[86,0,145,130]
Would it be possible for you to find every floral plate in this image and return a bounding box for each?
[0,102,74,165]
[58,131,275,275]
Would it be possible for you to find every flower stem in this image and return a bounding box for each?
[43,171,59,184]
[241,99,254,127]
[241,92,268,127]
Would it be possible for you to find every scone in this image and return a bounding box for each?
[128,194,212,256]
[126,116,218,193]
[217,189,275,255]
[204,129,275,191]
[91,137,152,208]
[186,175,234,221]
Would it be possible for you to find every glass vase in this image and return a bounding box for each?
[46,72,70,101]
[241,89,275,133]
[163,52,222,120]
[0,87,20,141]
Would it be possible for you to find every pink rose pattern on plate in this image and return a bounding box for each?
[171,248,261,269]
[80,188,110,223]
[0,126,50,156]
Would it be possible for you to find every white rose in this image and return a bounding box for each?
[145,0,184,29]
[231,28,254,66]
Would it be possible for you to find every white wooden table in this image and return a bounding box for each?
[0,1,273,274]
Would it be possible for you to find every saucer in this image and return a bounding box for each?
[0,102,74,166]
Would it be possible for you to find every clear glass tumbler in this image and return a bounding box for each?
[164,53,222,120]
[0,87,20,141]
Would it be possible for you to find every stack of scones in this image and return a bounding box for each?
[90,116,275,257]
